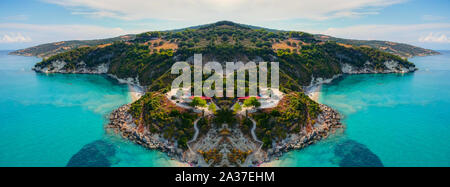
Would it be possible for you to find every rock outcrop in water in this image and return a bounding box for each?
[334,140,384,167]
[66,140,116,167]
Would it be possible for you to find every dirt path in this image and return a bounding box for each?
[187,117,201,154]
[249,118,263,153]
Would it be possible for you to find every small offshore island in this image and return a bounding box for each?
[16,21,436,167]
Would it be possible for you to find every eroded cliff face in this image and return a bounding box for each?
[308,60,416,89]
[32,60,142,87]
[341,60,416,74]
[33,60,109,74]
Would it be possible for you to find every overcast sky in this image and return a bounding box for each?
[1,0,449,50]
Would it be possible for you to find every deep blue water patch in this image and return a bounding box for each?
[334,140,384,167]
[66,140,116,167]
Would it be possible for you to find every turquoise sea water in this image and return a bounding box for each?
[0,51,175,167]
[276,51,450,167]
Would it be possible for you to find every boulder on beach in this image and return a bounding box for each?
[66,140,116,167]
[334,140,384,167]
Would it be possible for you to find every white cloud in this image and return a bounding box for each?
[2,15,29,21]
[0,33,32,43]
[0,23,140,45]
[421,15,446,21]
[419,33,450,43]
[43,0,406,22]
[312,23,450,45]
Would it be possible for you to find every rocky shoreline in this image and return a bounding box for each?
[107,104,188,163]
[305,61,417,96]
[32,60,145,94]
[266,104,343,160]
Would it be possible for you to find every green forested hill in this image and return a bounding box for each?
[12,21,438,59]
[34,21,414,93]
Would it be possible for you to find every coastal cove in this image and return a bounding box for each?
[270,51,450,167]
[0,51,179,167]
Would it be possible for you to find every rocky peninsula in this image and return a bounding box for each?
[107,104,187,162]
[107,97,343,167]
